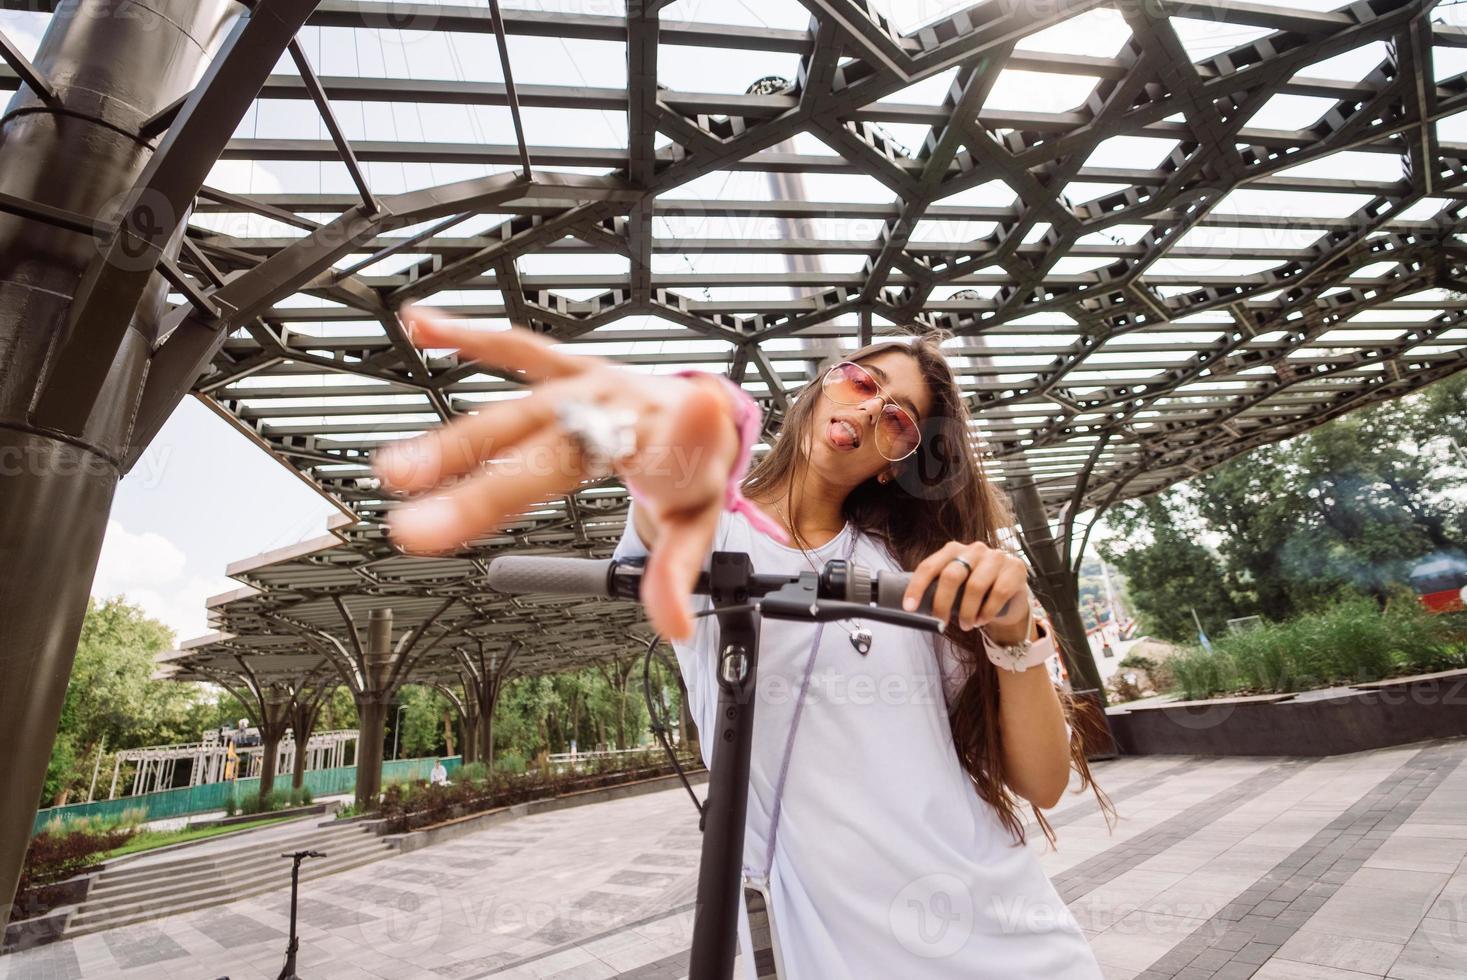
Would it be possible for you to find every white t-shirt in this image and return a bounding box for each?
[614,503,1102,979]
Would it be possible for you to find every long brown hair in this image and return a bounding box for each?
[742,328,1115,847]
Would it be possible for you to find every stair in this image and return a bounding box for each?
[65,819,392,937]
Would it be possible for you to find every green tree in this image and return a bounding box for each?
[396,685,451,758]
[45,597,215,805]
[1098,496,1242,643]
[1194,376,1466,616]
[1098,374,1467,635]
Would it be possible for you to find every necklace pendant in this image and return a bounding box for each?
[849,627,872,655]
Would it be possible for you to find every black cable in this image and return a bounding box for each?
[640,603,763,820]
[642,630,705,818]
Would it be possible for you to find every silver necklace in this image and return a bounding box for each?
[773,504,874,655]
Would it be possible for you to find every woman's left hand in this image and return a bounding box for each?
[902,541,1032,633]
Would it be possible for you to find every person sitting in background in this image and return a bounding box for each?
[429,759,448,785]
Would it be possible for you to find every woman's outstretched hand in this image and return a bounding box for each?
[372,306,741,641]
[903,540,1032,640]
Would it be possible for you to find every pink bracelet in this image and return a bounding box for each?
[668,370,791,545]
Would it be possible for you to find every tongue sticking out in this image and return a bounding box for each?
[828,419,859,449]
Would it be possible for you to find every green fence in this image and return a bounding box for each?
[32,755,462,834]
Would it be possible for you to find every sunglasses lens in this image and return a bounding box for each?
[823,362,921,460]
[823,362,880,403]
[877,405,920,460]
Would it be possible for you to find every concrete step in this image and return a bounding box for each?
[66,821,391,938]
[95,820,367,886]
[85,828,382,907]
[67,844,390,937]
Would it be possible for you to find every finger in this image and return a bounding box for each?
[932,546,988,626]
[640,501,722,642]
[902,541,962,611]
[977,567,1029,626]
[400,305,592,383]
[387,422,585,554]
[375,378,576,494]
[956,549,1005,629]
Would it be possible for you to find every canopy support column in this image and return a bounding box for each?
[257,696,291,802]
[354,609,396,806]
[0,0,323,932]
[289,692,324,790]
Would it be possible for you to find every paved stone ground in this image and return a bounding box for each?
[3,738,1463,980]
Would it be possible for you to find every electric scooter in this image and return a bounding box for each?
[487,551,969,980]
[275,849,326,980]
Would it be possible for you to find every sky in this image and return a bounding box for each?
[2,0,1463,640]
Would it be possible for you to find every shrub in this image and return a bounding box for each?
[1312,597,1395,682]
[267,788,292,811]
[1164,598,1467,699]
[115,807,147,831]
[1384,601,1463,672]
[288,786,313,807]
[373,749,707,834]
[491,752,525,775]
[223,793,238,817]
[457,761,489,784]
[334,802,360,820]
[1168,646,1238,701]
[1219,622,1299,692]
[17,824,137,900]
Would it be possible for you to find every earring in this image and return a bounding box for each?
[877,473,889,485]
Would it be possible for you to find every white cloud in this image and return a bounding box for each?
[91,521,231,641]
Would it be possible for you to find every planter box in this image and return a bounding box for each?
[192,801,329,830]
[382,770,709,854]
[2,873,91,953]
[1107,669,1467,756]
[2,906,72,954]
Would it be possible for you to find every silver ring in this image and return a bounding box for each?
[555,399,638,479]
[949,555,974,574]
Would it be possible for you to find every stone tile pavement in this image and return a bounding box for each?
[2,738,1462,979]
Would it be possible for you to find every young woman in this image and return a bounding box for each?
[376,308,1111,978]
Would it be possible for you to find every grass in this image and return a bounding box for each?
[100,814,299,860]
[1167,599,1467,701]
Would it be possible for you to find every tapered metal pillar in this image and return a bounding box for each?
[469,650,513,770]
[0,0,315,932]
[1009,477,1118,756]
[256,695,291,802]
[354,609,394,806]
[461,691,481,765]
[1009,477,1105,693]
[289,696,321,790]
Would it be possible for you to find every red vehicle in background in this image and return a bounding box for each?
[1409,553,1467,613]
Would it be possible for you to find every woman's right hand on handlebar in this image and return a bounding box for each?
[372,306,741,641]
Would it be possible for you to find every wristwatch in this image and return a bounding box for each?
[980,610,1055,673]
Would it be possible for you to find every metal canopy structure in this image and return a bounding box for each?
[5,0,1465,531]
[165,529,650,684]
[4,0,1467,928]
[155,525,653,793]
